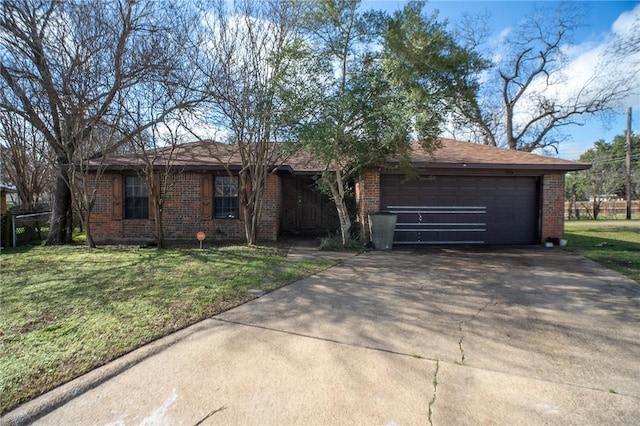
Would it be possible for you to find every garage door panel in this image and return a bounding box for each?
[381,175,538,245]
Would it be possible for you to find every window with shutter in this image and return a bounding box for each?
[124,176,148,219]
[214,176,239,219]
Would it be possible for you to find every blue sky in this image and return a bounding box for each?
[365,1,640,159]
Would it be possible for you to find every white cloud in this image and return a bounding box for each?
[612,3,640,37]
[506,4,639,141]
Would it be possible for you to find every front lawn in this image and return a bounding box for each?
[0,245,337,414]
[563,220,640,283]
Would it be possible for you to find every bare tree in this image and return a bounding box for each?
[0,112,53,211]
[199,0,306,244]
[68,125,122,247]
[582,160,624,220]
[610,6,640,57]
[127,118,189,250]
[0,0,210,244]
[457,2,638,152]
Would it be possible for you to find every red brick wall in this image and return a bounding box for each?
[355,171,381,240]
[90,171,280,243]
[91,169,568,245]
[540,173,565,242]
[257,173,281,240]
[92,174,124,237]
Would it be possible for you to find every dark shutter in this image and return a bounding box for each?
[201,175,213,218]
[111,175,122,220]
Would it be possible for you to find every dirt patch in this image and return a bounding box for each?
[598,256,635,266]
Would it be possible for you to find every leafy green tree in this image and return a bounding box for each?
[383,1,485,140]
[296,0,484,245]
[566,133,639,219]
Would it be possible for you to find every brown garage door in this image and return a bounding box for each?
[380,175,539,245]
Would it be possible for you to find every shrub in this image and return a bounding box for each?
[319,235,366,252]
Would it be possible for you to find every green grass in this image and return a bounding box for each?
[0,245,338,414]
[563,220,640,283]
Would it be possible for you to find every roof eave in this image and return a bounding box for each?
[101,164,241,172]
[407,162,592,172]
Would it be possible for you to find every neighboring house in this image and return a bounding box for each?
[89,138,589,245]
[1,184,18,214]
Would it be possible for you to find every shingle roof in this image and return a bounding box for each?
[98,138,589,173]
[98,140,239,170]
[403,138,590,171]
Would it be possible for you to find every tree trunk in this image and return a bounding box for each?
[240,170,266,246]
[249,200,260,245]
[147,173,165,250]
[336,197,352,246]
[83,210,96,248]
[46,171,73,245]
[327,178,351,246]
[154,199,165,249]
[593,199,600,220]
[239,172,254,245]
[243,190,260,246]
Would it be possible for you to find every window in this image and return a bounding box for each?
[124,176,148,219]
[215,175,239,219]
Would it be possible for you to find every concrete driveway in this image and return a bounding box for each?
[7,247,640,425]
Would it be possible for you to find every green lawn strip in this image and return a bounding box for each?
[0,245,337,413]
[563,221,640,283]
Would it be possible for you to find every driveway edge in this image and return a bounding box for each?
[1,320,215,426]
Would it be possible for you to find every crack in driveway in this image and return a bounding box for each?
[418,279,497,364]
[458,325,466,364]
[457,296,497,364]
[428,360,440,426]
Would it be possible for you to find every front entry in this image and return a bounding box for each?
[280,175,340,236]
[297,178,322,229]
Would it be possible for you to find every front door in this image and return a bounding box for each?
[297,179,322,229]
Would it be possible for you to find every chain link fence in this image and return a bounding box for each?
[9,212,51,247]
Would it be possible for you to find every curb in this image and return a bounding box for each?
[1,320,215,426]
[3,249,354,425]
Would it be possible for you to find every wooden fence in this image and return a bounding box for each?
[565,200,640,219]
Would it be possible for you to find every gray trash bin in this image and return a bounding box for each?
[368,212,397,250]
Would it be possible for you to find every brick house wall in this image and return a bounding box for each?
[258,173,282,241]
[90,168,569,245]
[540,173,565,242]
[90,171,281,244]
[355,171,381,240]
[356,170,567,244]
